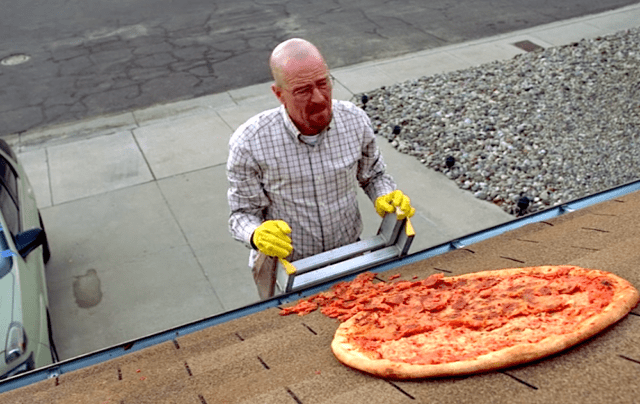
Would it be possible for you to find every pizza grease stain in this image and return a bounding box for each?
[73,269,103,308]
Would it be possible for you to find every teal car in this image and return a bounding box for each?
[0,139,56,379]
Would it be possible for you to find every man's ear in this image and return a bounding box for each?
[271,83,284,104]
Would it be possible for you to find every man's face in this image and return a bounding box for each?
[272,56,333,136]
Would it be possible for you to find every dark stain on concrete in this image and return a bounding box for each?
[73,269,103,308]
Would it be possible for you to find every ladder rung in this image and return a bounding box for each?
[291,246,401,290]
[291,235,387,274]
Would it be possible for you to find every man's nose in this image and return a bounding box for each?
[310,86,326,102]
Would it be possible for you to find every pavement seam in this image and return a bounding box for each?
[213,109,235,135]
[45,148,54,207]
[129,128,157,181]
[131,109,142,128]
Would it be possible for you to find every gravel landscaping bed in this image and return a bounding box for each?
[357,28,640,216]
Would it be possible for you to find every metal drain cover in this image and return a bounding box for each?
[1,54,31,66]
[513,40,545,52]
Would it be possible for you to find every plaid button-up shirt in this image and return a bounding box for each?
[227,100,396,264]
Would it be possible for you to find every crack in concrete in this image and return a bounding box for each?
[358,9,389,40]
[386,15,449,43]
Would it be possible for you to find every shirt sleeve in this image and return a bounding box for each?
[226,128,269,249]
[355,108,397,201]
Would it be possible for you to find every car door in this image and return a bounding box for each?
[0,154,51,372]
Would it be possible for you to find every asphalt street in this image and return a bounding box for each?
[1,0,637,137]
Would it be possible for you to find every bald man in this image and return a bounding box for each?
[227,38,414,272]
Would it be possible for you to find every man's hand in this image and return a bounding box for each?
[252,220,293,258]
[375,190,415,220]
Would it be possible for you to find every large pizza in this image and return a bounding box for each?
[280,265,639,379]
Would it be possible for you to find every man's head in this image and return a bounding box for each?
[270,38,333,136]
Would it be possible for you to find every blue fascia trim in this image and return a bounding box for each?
[1,179,638,394]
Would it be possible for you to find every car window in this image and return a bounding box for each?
[0,227,13,279]
[0,156,20,235]
[0,186,19,235]
[0,156,18,203]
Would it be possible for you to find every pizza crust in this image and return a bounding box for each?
[331,266,639,379]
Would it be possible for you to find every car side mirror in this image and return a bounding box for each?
[14,228,45,259]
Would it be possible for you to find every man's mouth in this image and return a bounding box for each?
[309,104,330,116]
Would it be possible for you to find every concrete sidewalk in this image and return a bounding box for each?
[10,3,640,361]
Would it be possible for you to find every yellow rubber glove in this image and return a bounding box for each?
[252,220,293,258]
[375,190,416,220]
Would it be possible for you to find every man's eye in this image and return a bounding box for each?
[293,87,312,96]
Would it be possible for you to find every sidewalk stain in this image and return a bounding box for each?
[73,269,103,308]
